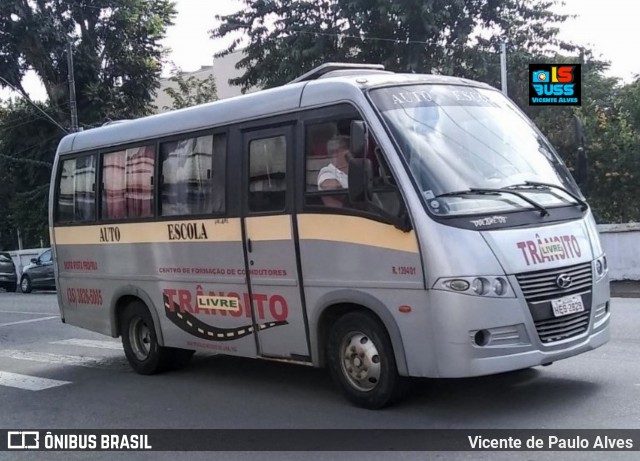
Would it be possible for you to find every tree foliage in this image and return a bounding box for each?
[0,0,176,250]
[162,65,218,110]
[0,100,59,249]
[212,0,572,92]
[0,0,176,123]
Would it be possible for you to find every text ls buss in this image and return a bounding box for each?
[49,63,609,409]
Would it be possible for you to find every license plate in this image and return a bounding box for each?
[551,295,585,317]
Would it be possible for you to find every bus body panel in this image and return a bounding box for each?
[297,213,427,376]
[53,219,263,359]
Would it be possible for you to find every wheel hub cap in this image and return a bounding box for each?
[340,332,381,391]
[130,317,151,361]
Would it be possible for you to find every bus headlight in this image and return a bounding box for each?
[492,278,507,296]
[471,278,489,295]
[594,254,608,281]
[436,276,514,298]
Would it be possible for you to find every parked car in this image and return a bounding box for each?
[20,248,56,293]
[0,252,18,292]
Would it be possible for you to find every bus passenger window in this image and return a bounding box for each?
[248,135,286,212]
[102,145,155,220]
[57,155,96,223]
[305,120,353,208]
[160,134,226,216]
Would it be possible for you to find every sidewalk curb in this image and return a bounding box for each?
[610,281,640,299]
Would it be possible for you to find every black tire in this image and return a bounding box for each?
[5,282,17,293]
[327,311,406,409]
[120,301,174,375]
[20,276,32,294]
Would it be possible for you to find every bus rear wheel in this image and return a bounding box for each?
[327,311,405,409]
[121,301,174,374]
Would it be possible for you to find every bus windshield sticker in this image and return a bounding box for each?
[470,216,508,228]
[371,85,501,112]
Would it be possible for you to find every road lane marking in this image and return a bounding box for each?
[0,310,57,316]
[50,339,122,350]
[0,316,58,327]
[0,371,71,391]
[0,350,125,369]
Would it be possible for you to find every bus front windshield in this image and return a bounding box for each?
[370,84,582,216]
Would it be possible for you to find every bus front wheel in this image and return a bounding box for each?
[327,311,406,409]
[121,301,173,375]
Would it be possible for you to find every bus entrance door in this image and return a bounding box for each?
[243,126,310,360]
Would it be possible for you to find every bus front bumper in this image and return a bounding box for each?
[425,281,610,378]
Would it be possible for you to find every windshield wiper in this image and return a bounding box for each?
[436,188,549,216]
[504,181,588,211]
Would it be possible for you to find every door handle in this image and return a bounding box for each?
[247,238,253,253]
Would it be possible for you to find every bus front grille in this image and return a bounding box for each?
[516,262,592,303]
[516,262,593,344]
[534,311,591,343]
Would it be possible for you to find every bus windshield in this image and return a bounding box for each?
[370,84,582,216]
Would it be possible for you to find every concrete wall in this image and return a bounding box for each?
[8,248,44,279]
[598,223,640,281]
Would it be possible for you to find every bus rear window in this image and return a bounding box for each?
[56,155,96,223]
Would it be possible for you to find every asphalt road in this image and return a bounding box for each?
[0,290,638,461]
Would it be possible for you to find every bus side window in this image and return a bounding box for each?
[304,118,355,208]
[102,145,155,220]
[305,119,403,218]
[56,154,96,223]
[248,135,287,212]
[159,133,226,216]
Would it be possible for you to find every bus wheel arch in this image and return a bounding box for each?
[116,296,194,374]
[323,307,409,408]
[315,300,409,377]
[110,288,164,346]
[119,299,171,374]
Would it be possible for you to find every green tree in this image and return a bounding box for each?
[0,0,176,249]
[0,0,176,124]
[162,65,218,110]
[212,0,571,92]
[0,100,59,249]
[580,75,640,223]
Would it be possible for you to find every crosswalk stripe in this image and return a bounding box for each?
[0,350,124,369]
[0,316,58,327]
[0,371,71,391]
[50,339,123,350]
[0,310,55,316]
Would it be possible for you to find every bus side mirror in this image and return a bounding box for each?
[350,121,366,158]
[348,157,412,232]
[348,158,373,203]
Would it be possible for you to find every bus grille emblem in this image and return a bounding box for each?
[556,273,573,289]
